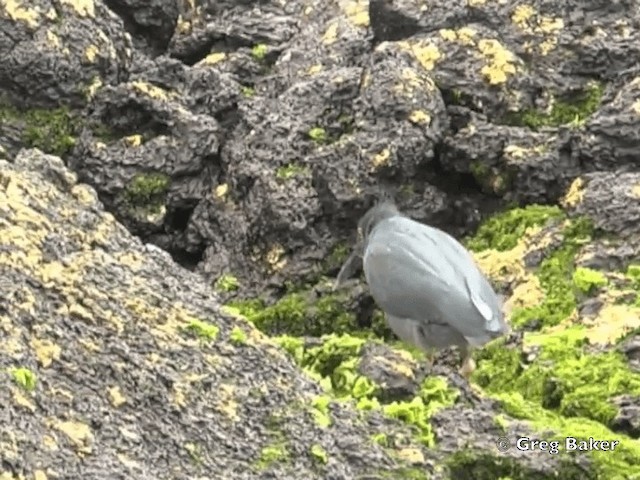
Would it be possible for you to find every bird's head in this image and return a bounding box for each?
[333,200,401,291]
[356,200,400,245]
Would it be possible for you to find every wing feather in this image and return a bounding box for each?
[364,217,504,337]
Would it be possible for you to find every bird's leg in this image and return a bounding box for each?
[459,347,476,380]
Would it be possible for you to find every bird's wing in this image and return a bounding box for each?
[423,225,505,335]
[364,217,504,335]
[362,219,461,324]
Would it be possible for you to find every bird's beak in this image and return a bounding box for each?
[333,248,363,291]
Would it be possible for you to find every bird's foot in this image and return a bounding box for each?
[459,355,476,380]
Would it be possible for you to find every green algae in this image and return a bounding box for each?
[310,394,332,428]
[0,103,78,157]
[475,326,640,424]
[309,444,328,465]
[183,319,219,342]
[473,326,640,478]
[493,392,640,479]
[229,326,247,345]
[503,81,603,130]
[9,366,37,392]
[257,442,290,470]
[230,201,635,476]
[465,204,640,477]
[276,333,457,447]
[446,449,589,480]
[228,291,360,337]
[241,86,256,97]
[276,163,310,180]
[124,172,169,207]
[215,274,240,292]
[626,264,640,306]
[469,160,514,196]
[572,267,608,296]
[509,217,594,329]
[251,44,268,61]
[466,204,563,252]
[308,127,328,144]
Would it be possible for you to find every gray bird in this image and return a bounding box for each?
[334,201,509,378]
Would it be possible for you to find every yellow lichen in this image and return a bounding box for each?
[108,386,127,407]
[131,81,171,100]
[372,148,391,169]
[322,22,339,45]
[12,387,36,412]
[1,0,41,29]
[395,447,425,464]
[408,110,431,125]
[265,244,287,272]
[503,144,546,161]
[59,0,95,17]
[561,177,584,208]
[215,183,229,198]
[439,27,477,46]
[123,134,143,147]
[34,471,48,480]
[214,383,239,421]
[85,45,99,62]
[343,0,369,27]
[405,41,442,71]
[581,304,640,345]
[31,338,61,368]
[511,5,563,55]
[50,420,94,454]
[200,52,227,66]
[477,39,518,85]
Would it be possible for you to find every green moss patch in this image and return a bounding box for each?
[509,217,594,329]
[0,103,78,156]
[182,319,219,342]
[465,204,563,252]
[276,333,457,448]
[503,81,603,130]
[9,366,37,392]
[229,292,360,338]
[572,267,608,296]
[215,274,240,292]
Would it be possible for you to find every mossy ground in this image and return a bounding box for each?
[503,81,604,130]
[0,102,78,157]
[226,203,640,477]
[121,172,170,217]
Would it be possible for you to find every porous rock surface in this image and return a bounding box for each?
[0,150,419,479]
[2,0,640,478]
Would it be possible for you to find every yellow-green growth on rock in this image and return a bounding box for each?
[229,291,365,338]
[466,204,563,252]
[230,326,247,345]
[251,44,268,60]
[257,442,290,469]
[504,81,603,130]
[0,103,78,156]
[276,163,309,179]
[9,367,37,392]
[308,127,328,144]
[572,267,608,295]
[183,319,219,342]
[124,172,169,207]
[309,444,328,465]
[215,274,240,292]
